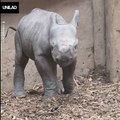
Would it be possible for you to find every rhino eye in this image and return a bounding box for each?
[51,46,53,50]
[51,44,57,50]
[74,45,77,49]
[52,42,55,46]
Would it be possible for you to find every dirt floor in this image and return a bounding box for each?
[1,73,120,120]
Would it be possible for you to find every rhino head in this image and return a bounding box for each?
[50,10,80,67]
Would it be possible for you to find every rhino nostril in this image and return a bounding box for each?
[56,58,59,61]
[56,56,60,62]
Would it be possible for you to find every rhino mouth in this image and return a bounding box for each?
[51,48,74,67]
[55,58,73,67]
[59,62,72,67]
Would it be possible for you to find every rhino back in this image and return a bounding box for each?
[17,9,53,60]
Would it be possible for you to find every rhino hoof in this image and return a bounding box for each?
[12,91,26,98]
[42,91,57,101]
[57,80,64,94]
[42,95,54,101]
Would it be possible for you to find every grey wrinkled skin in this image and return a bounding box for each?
[13,8,80,100]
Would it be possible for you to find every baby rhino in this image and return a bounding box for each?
[13,8,80,100]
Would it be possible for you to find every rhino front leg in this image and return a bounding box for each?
[62,59,76,94]
[35,55,58,99]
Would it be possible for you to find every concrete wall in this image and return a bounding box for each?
[1,0,120,92]
[92,0,105,68]
[105,0,120,82]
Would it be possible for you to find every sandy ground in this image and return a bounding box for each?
[1,74,120,120]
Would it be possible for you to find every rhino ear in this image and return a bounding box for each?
[52,14,66,25]
[56,15,67,25]
[71,10,80,28]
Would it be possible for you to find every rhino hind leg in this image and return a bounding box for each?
[13,32,29,98]
[35,55,58,100]
[62,59,76,94]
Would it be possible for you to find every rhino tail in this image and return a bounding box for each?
[4,26,16,39]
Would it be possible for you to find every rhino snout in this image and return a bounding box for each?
[59,45,70,53]
[56,55,72,63]
[51,45,76,66]
[54,54,74,67]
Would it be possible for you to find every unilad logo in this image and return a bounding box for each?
[2,5,18,10]
[0,2,19,13]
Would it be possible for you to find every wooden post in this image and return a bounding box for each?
[92,0,105,69]
[105,0,120,82]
